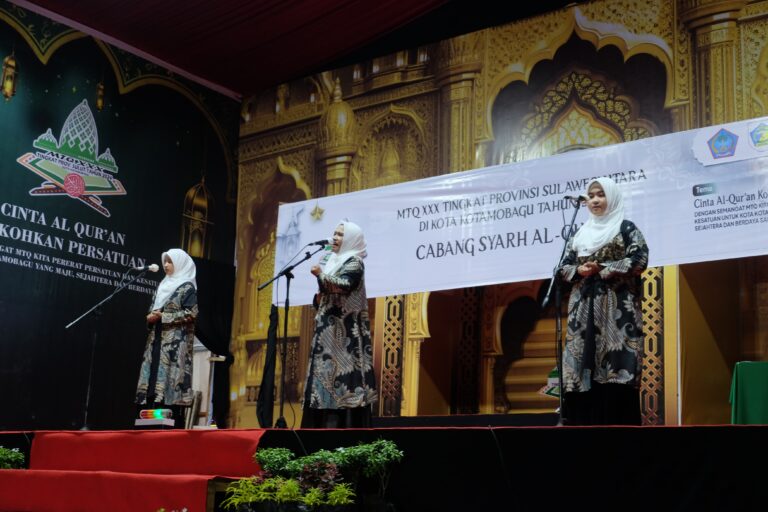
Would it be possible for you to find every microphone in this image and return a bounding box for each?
[308,238,331,246]
[133,264,160,272]
[564,194,588,203]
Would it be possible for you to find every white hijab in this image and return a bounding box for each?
[152,248,197,310]
[572,177,625,257]
[322,220,367,276]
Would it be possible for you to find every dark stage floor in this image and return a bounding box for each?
[3,422,767,511]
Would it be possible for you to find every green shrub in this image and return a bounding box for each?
[253,447,295,476]
[231,439,403,509]
[301,487,325,507]
[273,477,302,504]
[0,446,24,470]
[326,482,355,506]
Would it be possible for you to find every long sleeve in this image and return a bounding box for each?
[160,282,198,325]
[598,221,648,279]
[317,257,364,293]
[557,236,581,283]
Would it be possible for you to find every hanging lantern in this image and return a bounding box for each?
[95,81,105,111]
[182,176,213,258]
[2,52,17,101]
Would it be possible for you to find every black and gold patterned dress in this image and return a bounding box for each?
[303,256,377,414]
[558,220,648,423]
[135,282,197,407]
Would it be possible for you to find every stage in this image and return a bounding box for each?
[1,420,767,511]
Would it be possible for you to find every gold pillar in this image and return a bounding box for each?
[436,33,482,173]
[317,78,357,195]
[681,0,748,126]
[663,265,681,425]
[401,292,431,416]
[478,286,502,414]
[374,295,405,416]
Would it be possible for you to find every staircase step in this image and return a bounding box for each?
[505,408,559,415]
[505,374,548,393]
[506,391,559,409]
[522,340,557,358]
[525,332,563,343]
[508,357,557,376]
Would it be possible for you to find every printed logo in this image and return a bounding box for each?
[748,122,768,151]
[275,205,304,270]
[16,99,125,217]
[706,128,738,159]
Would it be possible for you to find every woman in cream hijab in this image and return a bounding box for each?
[302,220,377,428]
[557,177,648,425]
[135,248,198,427]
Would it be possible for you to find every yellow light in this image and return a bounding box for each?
[95,81,105,111]
[1,52,17,102]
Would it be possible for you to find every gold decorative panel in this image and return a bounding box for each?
[351,98,439,191]
[493,68,659,164]
[353,107,430,189]
[521,71,656,147]
[533,103,622,158]
[481,1,685,144]
[641,267,665,425]
[406,292,431,339]
[379,295,404,417]
[741,11,768,117]
[239,124,318,161]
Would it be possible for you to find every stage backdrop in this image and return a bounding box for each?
[0,3,239,429]
[275,116,768,306]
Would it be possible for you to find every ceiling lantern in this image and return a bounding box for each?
[95,81,105,111]
[182,176,214,258]
[2,51,18,102]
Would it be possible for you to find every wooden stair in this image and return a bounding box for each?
[504,318,562,413]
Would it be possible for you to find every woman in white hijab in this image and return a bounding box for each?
[557,177,648,425]
[302,220,377,428]
[135,248,198,427]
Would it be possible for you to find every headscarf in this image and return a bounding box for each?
[151,248,197,310]
[322,220,367,276]
[571,176,625,257]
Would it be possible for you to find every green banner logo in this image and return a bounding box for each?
[17,99,126,217]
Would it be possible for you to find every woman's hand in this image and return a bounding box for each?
[146,310,162,324]
[310,265,322,276]
[577,261,601,277]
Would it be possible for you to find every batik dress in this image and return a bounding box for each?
[558,220,648,393]
[135,281,198,406]
[304,256,378,410]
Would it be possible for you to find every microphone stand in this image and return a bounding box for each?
[258,245,325,428]
[541,198,583,426]
[65,268,151,430]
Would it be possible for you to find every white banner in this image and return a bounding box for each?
[274,116,768,306]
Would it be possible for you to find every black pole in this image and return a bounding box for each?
[273,270,292,429]
[541,198,583,426]
[80,309,101,430]
[257,245,325,429]
[66,268,152,430]
[553,273,564,425]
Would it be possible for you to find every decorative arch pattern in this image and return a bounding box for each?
[483,4,679,143]
[352,105,429,190]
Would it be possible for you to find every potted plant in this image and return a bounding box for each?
[333,440,403,511]
[223,440,401,512]
[0,446,25,469]
[221,475,301,511]
[221,472,355,511]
